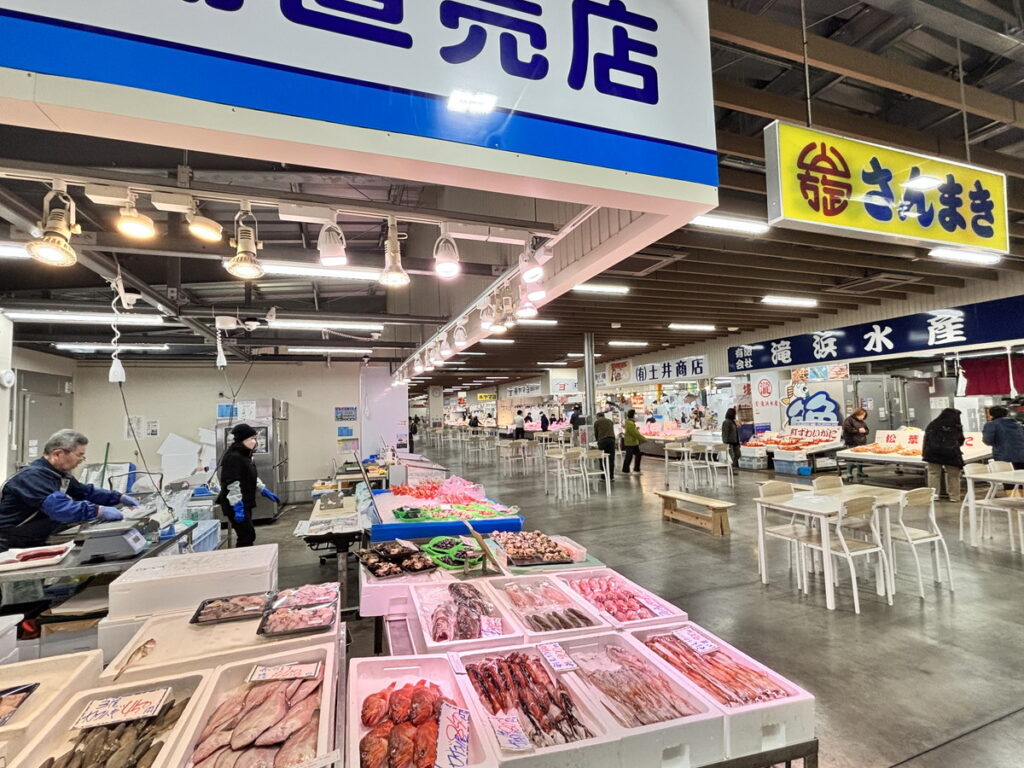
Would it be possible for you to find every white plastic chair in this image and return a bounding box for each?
[663,441,686,490]
[890,487,954,598]
[560,448,588,501]
[798,495,893,614]
[680,445,715,490]
[499,441,526,477]
[960,463,1019,549]
[583,449,611,496]
[544,449,566,497]
[759,480,811,590]
[708,443,735,487]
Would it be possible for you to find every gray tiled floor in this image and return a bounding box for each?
[260,447,1024,768]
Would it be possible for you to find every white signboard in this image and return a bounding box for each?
[633,355,706,384]
[0,2,716,190]
[751,371,783,433]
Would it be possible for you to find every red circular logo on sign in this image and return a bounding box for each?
[757,379,773,397]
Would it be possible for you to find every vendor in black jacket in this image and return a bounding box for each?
[0,429,138,552]
[216,423,280,548]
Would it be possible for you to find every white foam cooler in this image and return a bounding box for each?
[107,545,278,620]
[629,622,815,759]
[0,650,104,766]
[407,582,524,654]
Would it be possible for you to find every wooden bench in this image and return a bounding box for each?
[654,490,734,536]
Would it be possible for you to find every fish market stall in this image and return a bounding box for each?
[836,429,989,470]
[742,426,844,474]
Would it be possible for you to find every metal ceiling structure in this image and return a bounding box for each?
[4,0,1024,393]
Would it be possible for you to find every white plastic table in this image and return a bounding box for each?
[965,469,1024,547]
[755,485,905,609]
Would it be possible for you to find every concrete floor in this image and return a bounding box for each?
[262,447,1024,768]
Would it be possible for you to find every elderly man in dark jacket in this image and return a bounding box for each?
[923,408,965,502]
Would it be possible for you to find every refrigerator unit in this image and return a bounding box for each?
[215,398,288,521]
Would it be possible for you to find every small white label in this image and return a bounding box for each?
[436,701,472,768]
[537,642,578,672]
[446,651,466,675]
[673,627,718,655]
[480,616,504,637]
[488,715,532,752]
[72,688,171,730]
[247,661,322,682]
[395,538,419,551]
[284,749,341,768]
[637,595,674,618]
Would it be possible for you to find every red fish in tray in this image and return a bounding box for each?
[358,681,459,768]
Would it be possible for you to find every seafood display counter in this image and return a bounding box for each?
[837,429,989,468]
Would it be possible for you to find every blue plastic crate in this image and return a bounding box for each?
[774,458,811,475]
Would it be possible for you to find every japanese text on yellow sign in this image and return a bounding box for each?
[765,122,1008,253]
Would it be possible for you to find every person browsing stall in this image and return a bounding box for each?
[0,429,139,552]
[842,407,870,480]
[513,411,526,440]
[593,411,617,481]
[923,408,965,502]
[982,406,1024,469]
[540,412,550,432]
[621,409,647,475]
[721,408,741,468]
[216,423,280,548]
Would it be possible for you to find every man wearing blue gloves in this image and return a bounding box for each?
[216,423,280,547]
[0,429,139,552]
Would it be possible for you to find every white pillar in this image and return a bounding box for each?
[0,315,12,475]
[428,386,444,428]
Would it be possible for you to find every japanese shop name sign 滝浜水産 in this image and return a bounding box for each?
[764,121,1008,254]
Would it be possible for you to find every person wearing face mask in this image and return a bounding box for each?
[0,429,138,552]
[216,423,280,548]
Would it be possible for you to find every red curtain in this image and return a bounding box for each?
[961,357,1024,395]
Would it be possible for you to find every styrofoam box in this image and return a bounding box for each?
[454,642,620,768]
[0,650,103,766]
[628,622,815,758]
[14,639,38,662]
[346,655,496,768]
[107,545,278,620]
[358,565,451,618]
[407,582,524,654]
[7,669,210,768]
[740,446,768,458]
[0,649,17,666]
[0,615,21,659]
[483,575,611,643]
[164,642,337,768]
[40,624,99,658]
[555,632,725,768]
[554,568,687,630]
[102,609,341,685]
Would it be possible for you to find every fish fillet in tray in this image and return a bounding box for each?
[346,655,496,768]
[406,582,524,654]
[454,643,620,768]
[555,568,687,630]
[165,643,337,768]
[8,671,209,768]
[483,576,610,643]
[554,632,726,768]
[629,622,815,758]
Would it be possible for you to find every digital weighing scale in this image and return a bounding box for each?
[76,520,149,562]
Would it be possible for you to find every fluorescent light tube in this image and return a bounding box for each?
[286,347,372,354]
[690,214,769,235]
[669,323,716,331]
[608,341,649,347]
[572,283,630,295]
[53,343,169,352]
[269,319,384,331]
[517,319,558,326]
[0,243,29,259]
[3,310,165,326]
[929,248,1002,266]
[480,339,515,345]
[259,261,381,280]
[761,295,819,308]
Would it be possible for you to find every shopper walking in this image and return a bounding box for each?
[514,410,526,440]
[842,408,870,480]
[982,406,1024,469]
[524,412,534,424]
[570,405,583,444]
[621,409,647,475]
[593,411,616,482]
[217,423,280,548]
[540,412,550,432]
[721,408,741,468]
[468,414,480,429]
[409,415,420,453]
[923,408,965,502]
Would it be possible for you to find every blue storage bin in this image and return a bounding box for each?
[774,458,811,475]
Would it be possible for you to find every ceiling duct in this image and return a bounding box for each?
[826,273,923,295]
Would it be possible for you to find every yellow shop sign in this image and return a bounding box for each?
[765,121,1008,254]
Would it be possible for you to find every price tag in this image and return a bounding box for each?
[636,595,674,618]
[285,749,341,768]
[72,688,171,730]
[488,715,532,752]
[436,701,472,768]
[248,661,322,682]
[673,627,718,655]
[537,642,578,672]
[480,616,504,637]
[446,652,466,675]
[395,538,419,552]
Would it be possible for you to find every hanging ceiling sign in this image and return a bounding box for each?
[0,1,716,193]
[729,294,1024,372]
[633,355,706,384]
[765,121,1008,254]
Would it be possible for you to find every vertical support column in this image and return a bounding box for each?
[0,314,12,476]
[428,385,444,428]
[583,332,597,418]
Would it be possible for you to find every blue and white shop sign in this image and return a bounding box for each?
[728,295,1024,373]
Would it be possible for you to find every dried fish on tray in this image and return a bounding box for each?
[190,593,274,625]
[463,651,594,749]
[643,630,790,707]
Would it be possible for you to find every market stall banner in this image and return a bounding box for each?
[765,122,1008,254]
[0,1,716,189]
[505,382,542,397]
[632,355,706,383]
[476,392,497,402]
[729,294,1024,372]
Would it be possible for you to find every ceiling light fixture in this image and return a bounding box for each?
[433,223,461,279]
[317,220,348,266]
[572,283,630,295]
[379,216,410,287]
[286,347,371,354]
[186,205,222,243]
[929,247,1002,266]
[567,353,601,358]
[453,324,468,349]
[608,340,649,347]
[761,295,818,308]
[413,356,425,374]
[53,343,170,352]
[440,335,453,358]
[268,318,384,331]
[0,243,29,259]
[2,310,165,326]
[26,186,80,267]
[259,262,381,280]
[690,214,769,235]
[525,284,547,302]
[116,193,157,239]
[669,323,717,331]
[518,318,557,326]
[479,301,496,331]
[480,339,515,345]
[515,298,538,319]
[226,204,264,279]
[537,361,568,366]
[519,245,545,284]
[430,345,445,366]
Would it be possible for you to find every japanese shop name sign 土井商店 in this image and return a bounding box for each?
[764,121,1008,254]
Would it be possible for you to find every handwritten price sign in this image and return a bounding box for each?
[72,688,171,730]
[488,715,532,752]
[436,701,472,768]
[537,642,578,672]
[248,661,321,682]
[480,616,504,638]
[673,627,718,655]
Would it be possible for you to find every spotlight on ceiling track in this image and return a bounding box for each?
[116,193,157,239]
[317,218,348,267]
[433,223,461,279]
[379,216,410,287]
[26,185,81,267]
[186,204,223,243]
[225,203,264,280]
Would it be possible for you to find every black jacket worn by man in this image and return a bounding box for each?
[216,443,259,516]
[842,416,869,447]
[923,421,965,467]
[0,457,124,550]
